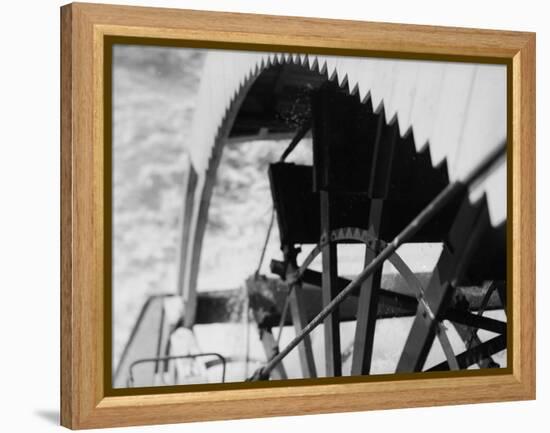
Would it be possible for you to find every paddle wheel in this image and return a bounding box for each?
[246,80,506,379]
[114,50,507,387]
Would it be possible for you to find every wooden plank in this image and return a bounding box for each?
[368,118,398,199]
[427,335,507,372]
[309,82,344,377]
[258,328,288,380]
[269,260,504,319]
[285,248,317,378]
[288,284,318,378]
[445,309,507,335]
[352,112,397,375]
[351,200,383,375]
[320,191,341,376]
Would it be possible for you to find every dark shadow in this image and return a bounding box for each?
[35,409,59,425]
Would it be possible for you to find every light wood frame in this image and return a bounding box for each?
[60,2,536,429]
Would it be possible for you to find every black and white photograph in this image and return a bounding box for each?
[2,0,547,430]
[111,45,508,389]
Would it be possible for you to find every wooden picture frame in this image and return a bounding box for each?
[61,2,535,429]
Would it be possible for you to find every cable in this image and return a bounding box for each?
[254,207,276,278]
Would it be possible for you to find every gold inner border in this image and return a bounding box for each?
[103,34,513,398]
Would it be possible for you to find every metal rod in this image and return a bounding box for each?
[279,120,311,162]
[252,142,506,380]
[275,292,291,346]
[254,207,275,277]
[128,353,226,386]
[243,286,250,379]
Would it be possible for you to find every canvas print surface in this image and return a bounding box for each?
[111,44,507,389]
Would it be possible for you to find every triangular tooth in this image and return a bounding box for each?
[308,56,318,71]
[319,60,328,75]
[337,72,348,88]
[360,89,372,106]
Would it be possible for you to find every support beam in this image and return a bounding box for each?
[175,160,197,295]
[310,82,378,376]
[351,199,383,375]
[288,284,318,378]
[352,112,398,376]
[445,309,507,335]
[258,328,288,380]
[396,198,491,372]
[427,334,506,371]
[270,260,504,316]
[320,191,341,376]
[285,247,317,378]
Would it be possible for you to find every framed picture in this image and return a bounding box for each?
[60,2,535,429]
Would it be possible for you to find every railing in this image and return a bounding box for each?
[127,353,227,387]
